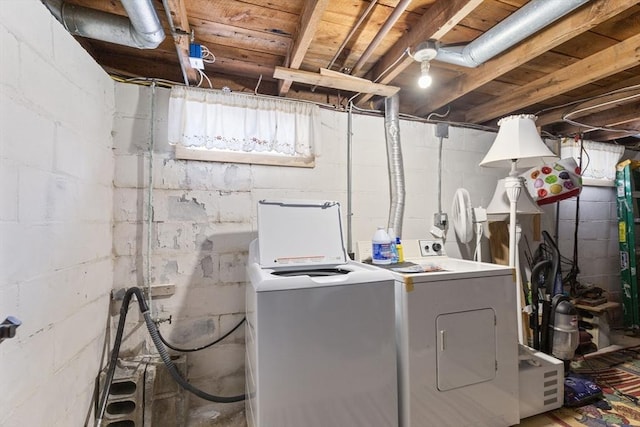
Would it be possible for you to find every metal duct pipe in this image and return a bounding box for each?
[42,0,165,49]
[435,0,589,67]
[384,94,405,237]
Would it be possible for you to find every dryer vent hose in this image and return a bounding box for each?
[96,287,245,426]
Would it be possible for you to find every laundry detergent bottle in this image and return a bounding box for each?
[372,227,392,265]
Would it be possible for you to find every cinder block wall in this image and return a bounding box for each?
[557,186,621,322]
[111,83,513,421]
[0,1,115,426]
[0,2,625,426]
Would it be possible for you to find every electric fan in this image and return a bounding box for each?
[451,188,486,261]
[451,188,474,243]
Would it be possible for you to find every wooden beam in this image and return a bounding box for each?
[274,66,400,97]
[415,0,634,117]
[464,32,640,124]
[584,118,640,141]
[538,86,640,127]
[552,102,640,135]
[356,0,482,106]
[166,0,199,85]
[279,0,330,95]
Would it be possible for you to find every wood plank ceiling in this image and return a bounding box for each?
[50,0,640,146]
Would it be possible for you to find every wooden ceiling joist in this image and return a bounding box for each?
[166,0,199,85]
[538,87,640,127]
[416,0,635,118]
[464,32,640,124]
[278,0,330,96]
[585,119,640,142]
[553,102,640,136]
[356,0,483,107]
[274,66,400,97]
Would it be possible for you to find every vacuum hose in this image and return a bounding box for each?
[96,287,245,426]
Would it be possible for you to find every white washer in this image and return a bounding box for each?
[246,200,398,427]
[358,238,519,427]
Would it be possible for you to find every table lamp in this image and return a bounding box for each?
[480,114,558,344]
[487,178,543,344]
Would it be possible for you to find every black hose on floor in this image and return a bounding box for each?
[95,287,245,427]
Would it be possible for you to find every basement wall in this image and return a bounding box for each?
[112,82,529,421]
[557,185,622,324]
[0,2,623,425]
[0,1,115,426]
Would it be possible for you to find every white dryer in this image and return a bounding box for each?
[358,238,519,427]
[246,200,398,427]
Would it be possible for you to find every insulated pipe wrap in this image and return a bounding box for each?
[384,95,405,238]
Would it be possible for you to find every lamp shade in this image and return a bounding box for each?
[480,114,558,169]
[486,178,542,220]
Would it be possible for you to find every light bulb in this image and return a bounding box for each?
[418,73,432,88]
[418,60,432,88]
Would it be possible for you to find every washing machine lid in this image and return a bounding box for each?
[257,199,347,269]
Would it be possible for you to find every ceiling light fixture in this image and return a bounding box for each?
[413,40,438,89]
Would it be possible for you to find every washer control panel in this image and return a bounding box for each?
[418,239,445,257]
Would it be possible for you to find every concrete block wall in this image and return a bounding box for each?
[112,83,514,423]
[0,1,115,426]
[557,186,621,323]
[0,2,621,426]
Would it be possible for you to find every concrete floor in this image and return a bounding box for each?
[187,402,246,427]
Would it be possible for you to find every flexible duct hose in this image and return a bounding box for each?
[96,287,245,426]
[384,94,405,237]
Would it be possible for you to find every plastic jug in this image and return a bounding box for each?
[372,227,392,265]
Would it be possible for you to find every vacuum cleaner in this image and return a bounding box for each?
[529,231,601,407]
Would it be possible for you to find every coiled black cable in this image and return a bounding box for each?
[96,287,245,427]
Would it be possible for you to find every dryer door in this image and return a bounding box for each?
[436,308,497,391]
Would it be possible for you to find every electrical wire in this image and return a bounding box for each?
[426,106,450,121]
[201,45,216,64]
[563,135,584,296]
[534,83,640,117]
[110,75,179,88]
[373,47,411,84]
[254,74,263,95]
[197,68,213,88]
[157,317,246,353]
[437,135,444,219]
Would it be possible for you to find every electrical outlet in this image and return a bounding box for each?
[433,212,448,228]
[418,239,445,257]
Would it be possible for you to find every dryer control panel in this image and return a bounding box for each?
[418,239,445,257]
[400,239,446,259]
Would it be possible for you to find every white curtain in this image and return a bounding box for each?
[168,86,320,157]
[561,138,624,181]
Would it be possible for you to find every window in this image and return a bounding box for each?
[168,86,320,167]
[561,138,624,186]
